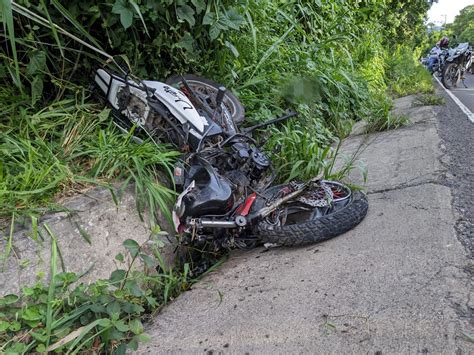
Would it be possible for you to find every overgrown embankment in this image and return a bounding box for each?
[1,0,434,219]
[0,0,436,352]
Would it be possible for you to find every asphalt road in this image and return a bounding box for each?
[449,71,474,112]
[435,71,474,256]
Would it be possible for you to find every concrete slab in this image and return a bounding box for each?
[338,122,445,193]
[139,184,473,353]
[392,95,419,112]
[0,185,175,296]
[350,96,438,136]
[405,105,439,124]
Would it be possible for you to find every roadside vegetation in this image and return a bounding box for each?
[0,93,178,222]
[0,0,437,352]
[1,231,190,353]
[449,5,474,44]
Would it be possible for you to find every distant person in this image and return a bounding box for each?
[428,37,449,74]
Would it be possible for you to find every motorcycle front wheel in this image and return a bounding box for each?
[166,74,245,123]
[442,63,460,89]
[252,181,368,246]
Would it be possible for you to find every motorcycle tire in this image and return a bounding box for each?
[441,63,460,89]
[166,74,245,123]
[253,184,368,247]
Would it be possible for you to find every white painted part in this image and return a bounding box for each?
[143,80,208,133]
[173,180,195,232]
[94,69,110,95]
[96,69,142,111]
[189,128,203,139]
[434,75,474,123]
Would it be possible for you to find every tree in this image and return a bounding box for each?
[451,5,474,43]
[459,24,474,44]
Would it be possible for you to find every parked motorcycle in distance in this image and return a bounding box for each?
[432,48,449,77]
[442,42,472,89]
[422,48,448,77]
[93,68,369,274]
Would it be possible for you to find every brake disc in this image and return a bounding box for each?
[291,181,334,208]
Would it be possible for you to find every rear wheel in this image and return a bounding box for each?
[442,63,460,89]
[253,181,368,246]
[166,74,245,124]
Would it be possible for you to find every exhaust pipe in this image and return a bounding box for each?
[188,216,247,229]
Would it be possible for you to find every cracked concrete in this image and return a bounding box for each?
[139,96,473,353]
[340,120,446,193]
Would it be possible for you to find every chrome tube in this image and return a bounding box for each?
[191,219,237,229]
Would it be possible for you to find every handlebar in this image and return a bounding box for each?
[216,110,298,148]
[219,110,298,147]
[242,111,298,134]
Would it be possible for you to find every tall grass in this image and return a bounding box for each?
[385,46,434,97]
[0,86,178,223]
[0,0,435,217]
[71,127,179,222]
[200,0,400,180]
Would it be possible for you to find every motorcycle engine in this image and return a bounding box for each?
[227,143,271,187]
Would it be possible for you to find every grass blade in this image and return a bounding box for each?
[50,0,104,49]
[244,10,257,54]
[1,213,15,265]
[0,0,22,90]
[74,222,92,245]
[251,24,294,78]
[39,0,64,57]
[129,0,149,37]
[46,325,88,352]
[43,223,58,349]
[30,215,39,241]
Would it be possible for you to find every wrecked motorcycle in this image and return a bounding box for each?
[93,68,368,273]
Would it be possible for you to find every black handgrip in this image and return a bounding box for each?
[216,86,226,107]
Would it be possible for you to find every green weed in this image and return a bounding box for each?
[385,46,435,98]
[365,113,410,133]
[0,232,190,353]
[412,94,445,107]
[0,89,178,222]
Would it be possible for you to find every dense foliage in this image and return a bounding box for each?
[451,5,474,44]
[1,0,435,188]
[0,93,178,220]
